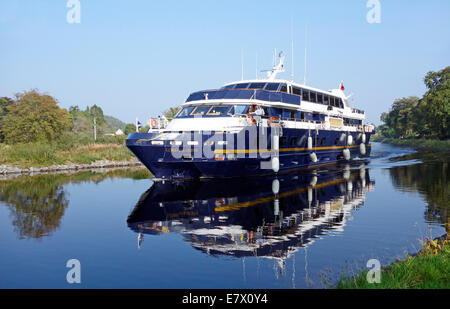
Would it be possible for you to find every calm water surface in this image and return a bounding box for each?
[0,142,448,288]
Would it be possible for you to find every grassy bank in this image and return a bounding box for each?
[372,136,450,150]
[335,235,450,289]
[0,141,135,168]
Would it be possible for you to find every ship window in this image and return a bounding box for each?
[324,95,329,105]
[336,98,343,108]
[334,137,340,145]
[320,137,326,145]
[302,90,309,101]
[176,106,196,118]
[280,84,288,93]
[317,94,323,104]
[231,105,250,115]
[234,83,249,89]
[310,92,317,103]
[292,87,302,96]
[290,110,297,120]
[270,108,283,118]
[248,83,266,89]
[223,84,235,89]
[300,112,305,120]
[330,97,335,106]
[265,83,280,91]
[290,137,297,146]
[207,105,231,116]
[190,105,212,116]
[280,137,287,146]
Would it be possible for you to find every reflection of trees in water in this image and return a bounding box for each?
[0,168,151,239]
[0,175,69,239]
[389,156,449,224]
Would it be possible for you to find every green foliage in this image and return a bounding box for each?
[2,90,72,144]
[379,66,450,140]
[124,123,136,134]
[163,106,180,119]
[0,97,14,142]
[335,241,450,289]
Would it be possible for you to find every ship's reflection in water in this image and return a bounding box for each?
[127,165,375,275]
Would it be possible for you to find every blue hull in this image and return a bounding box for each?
[126,128,372,179]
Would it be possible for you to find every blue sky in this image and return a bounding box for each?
[1,0,449,125]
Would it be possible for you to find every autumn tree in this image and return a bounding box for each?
[2,90,72,144]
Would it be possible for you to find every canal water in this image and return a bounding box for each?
[0,143,448,288]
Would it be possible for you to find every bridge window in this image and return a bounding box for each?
[280,84,288,93]
[223,84,235,89]
[292,87,302,96]
[176,106,196,118]
[302,90,309,101]
[235,83,249,89]
[324,95,329,105]
[265,83,280,91]
[336,98,344,108]
[191,105,212,116]
[310,92,317,103]
[231,105,249,115]
[207,105,231,116]
[248,83,266,89]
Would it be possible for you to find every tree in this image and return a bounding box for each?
[163,107,180,119]
[2,90,72,144]
[419,66,450,139]
[0,97,14,142]
[124,123,136,135]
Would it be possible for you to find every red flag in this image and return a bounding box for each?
[340,82,345,91]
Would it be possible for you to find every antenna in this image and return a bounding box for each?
[291,17,294,82]
[304,24,307,85]
[241,49,244,80]
[256,53,258,79]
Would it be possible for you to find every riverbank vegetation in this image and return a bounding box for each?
[376,66,449,147]
[335,233,449,289]
[0,90,140,168]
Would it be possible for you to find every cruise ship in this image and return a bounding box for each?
[126,52,374,180]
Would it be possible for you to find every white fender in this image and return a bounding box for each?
[273,135,279,151]
[272,157,280,173]
[308,188,313,203]
[362,133,366,143]
[343,148,351,161]
[272,179,280,195]
[310,152,318,163]
[347,135,353,146]
[343,169,350,181]
[274,199,279,216]
[310,176,318,187]
[360,143,366,155]
[307,136,313,151]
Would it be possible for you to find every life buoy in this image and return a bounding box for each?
[247,115,256,125]
[151,118,158,129]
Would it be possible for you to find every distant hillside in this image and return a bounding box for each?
[104,115,126,130]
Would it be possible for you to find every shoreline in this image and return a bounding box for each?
[334,232,449,289]
[372,137,450,151]
[0,159,144,176]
